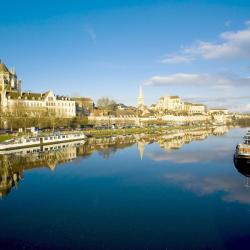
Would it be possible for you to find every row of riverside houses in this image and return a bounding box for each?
[0,60,94,118]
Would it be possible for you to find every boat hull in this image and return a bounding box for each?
[234,155,250,177]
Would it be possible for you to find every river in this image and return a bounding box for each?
[0,126,249,249]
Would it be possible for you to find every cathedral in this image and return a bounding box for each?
[0,59,21,92]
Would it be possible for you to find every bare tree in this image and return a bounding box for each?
[47,109,58,132]
[97,97,116,110]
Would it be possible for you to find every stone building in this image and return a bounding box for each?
[184,102,206,114]
[0,60,75,118]
[0,60,21,92]
[72,97,94,116]
[154,95,207,114]
[156,96,183,111]
[4,90,75,118]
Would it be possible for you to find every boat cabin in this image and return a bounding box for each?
[244,131,250,145]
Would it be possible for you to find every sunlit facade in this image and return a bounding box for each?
[0,61,75,118]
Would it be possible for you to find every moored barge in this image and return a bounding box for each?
[0,133,86,151]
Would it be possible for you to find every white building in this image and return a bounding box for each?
[184,102,206,114]
[154,95,207,114]
[0,61,75,118]
[156,96,183,111]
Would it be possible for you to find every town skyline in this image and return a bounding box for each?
[0,59,229,113]
[1,0,250,112]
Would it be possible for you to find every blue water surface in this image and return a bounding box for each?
[0,127,250,249]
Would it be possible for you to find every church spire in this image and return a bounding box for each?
[137,85,144,107]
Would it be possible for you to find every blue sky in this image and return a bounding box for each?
[1,0,250,111]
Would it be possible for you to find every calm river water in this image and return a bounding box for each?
[0,126,250,249]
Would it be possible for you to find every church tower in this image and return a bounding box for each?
[0,60,21,93]
[137,86,144,107]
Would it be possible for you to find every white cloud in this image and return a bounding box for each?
[183,96,250,112]
[145,73,202,85]
[164,173,250,204]
[145,73,250,112]
[245,20,250,27]
[161,55,193,64]
[84,25,96,44]
[144,72,250,88]
[148,145,231,164]
[184,40,245,60]
[162,21,250,63]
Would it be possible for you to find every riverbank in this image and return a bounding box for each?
[0,134,13,142]
[84,125,210,138]
[0,124,230,144]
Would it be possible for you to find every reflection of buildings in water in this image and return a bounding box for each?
[0,142,82,197]
[42,146,77,170]
[212,126,230,136]
[88,136,137,159]
[156,127,230,152]
[157,130,210,151]
[0,157,23,198]
[0,137,138,197]
[0,126,233,198]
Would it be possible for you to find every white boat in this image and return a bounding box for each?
[0,133,86,151]
[235,130,250,158]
